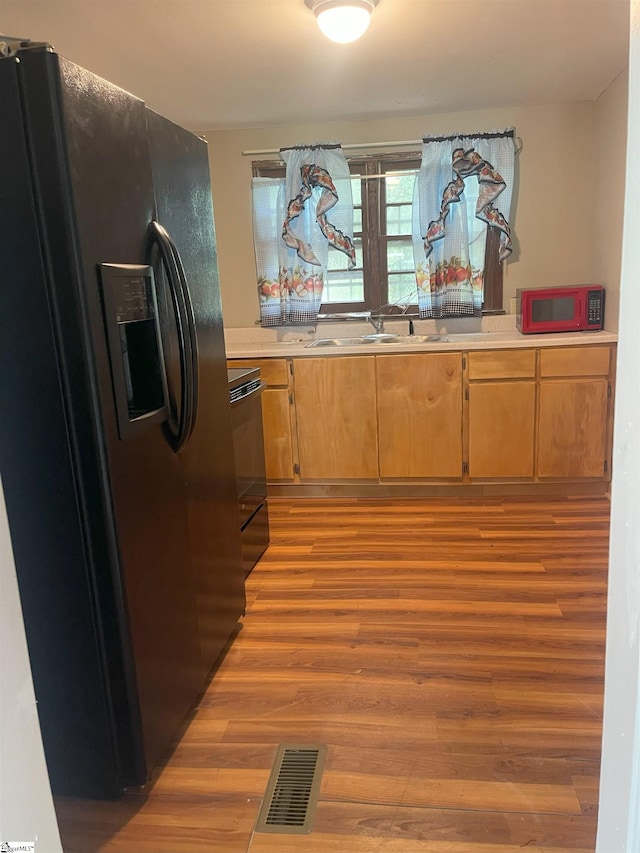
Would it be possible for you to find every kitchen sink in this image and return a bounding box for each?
[305,334,445,347]
[306,337,382,347]
[377,334,445,344]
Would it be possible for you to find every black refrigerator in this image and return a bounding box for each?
[0,45,246,799]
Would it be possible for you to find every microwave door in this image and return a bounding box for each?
[531,294,580,329]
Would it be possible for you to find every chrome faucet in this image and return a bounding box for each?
[369,313,384,333]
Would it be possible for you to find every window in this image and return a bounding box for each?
[253,152,503,315]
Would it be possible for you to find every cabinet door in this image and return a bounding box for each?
[537,379,609,478]
[468,381,536,478]
[261,388,295,481]
[376,353,462,478]
[294,356,378,479]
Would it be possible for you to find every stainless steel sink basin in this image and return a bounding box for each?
[305,337,380,347]
[305,333,446,348]
[377,334,445,344]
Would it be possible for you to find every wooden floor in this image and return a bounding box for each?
[56,495,610,853]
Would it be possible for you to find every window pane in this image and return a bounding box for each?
[324,269,365,304]
[353,207,363,233]
[385,203,412,236]
[388,273,418,306]
[386,239,414,272]
[384,172,416,204]
[351,176,362,206]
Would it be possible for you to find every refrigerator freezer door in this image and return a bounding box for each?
[146,110,246,677]
[0,52,135,801]
[3,49,211,795]
[52,53,208,781]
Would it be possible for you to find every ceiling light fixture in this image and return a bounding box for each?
[305,0,379,44]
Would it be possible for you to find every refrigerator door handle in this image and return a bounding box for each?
[163,228,199,442]
[147,220,194,452]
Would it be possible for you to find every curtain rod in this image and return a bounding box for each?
[242,131,519,157]
[243,139,422,156]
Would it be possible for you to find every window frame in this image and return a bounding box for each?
[252,152,504,316]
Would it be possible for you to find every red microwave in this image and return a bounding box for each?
[516,285,605,334]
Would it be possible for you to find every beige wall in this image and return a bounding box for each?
[593,69,629,333]
[203,101,618,329]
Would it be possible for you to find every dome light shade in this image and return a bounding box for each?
[305,0,379,44]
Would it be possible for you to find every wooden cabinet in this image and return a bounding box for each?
[227,357,296,481]
[537,346,612,479]
[229,341,615,491]
[467,349,536,479]
[468,382,536,478]
[376,353,463,478]
[468,348,536,381]
[539,346,611,378]
[293,356,378,479]
[261,388,296,481]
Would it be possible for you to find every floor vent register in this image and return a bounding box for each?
[254,744,327,835]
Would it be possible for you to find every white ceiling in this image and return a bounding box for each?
[0,0,630,132]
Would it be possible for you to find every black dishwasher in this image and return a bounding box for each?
[228,367,270,575]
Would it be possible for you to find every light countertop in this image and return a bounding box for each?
[225,319,617,359]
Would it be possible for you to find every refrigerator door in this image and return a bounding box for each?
[146,111,246,677]
[3,49,211,795]
[0,52,140,801]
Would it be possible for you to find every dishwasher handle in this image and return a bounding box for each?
[230,380,266,407]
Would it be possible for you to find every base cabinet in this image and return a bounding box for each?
[376,353,462,478]
[261,388,296,481]
[537,379,609,478]
[467,349,537,479]
[229,342,615,491]
[537,346,612,479]
[468,381,536,478]
[293,356,378,480]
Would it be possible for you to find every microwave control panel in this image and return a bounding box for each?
[588,289,604,325]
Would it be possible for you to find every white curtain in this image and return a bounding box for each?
[412,131,515,318]
[252,144,355,326]
[252,176,286,324]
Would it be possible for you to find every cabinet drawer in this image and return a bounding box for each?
[539,346,610,377]
[468,348,536,380]
[227,358,289,386]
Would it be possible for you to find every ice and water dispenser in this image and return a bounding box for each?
[100,263,168,439]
